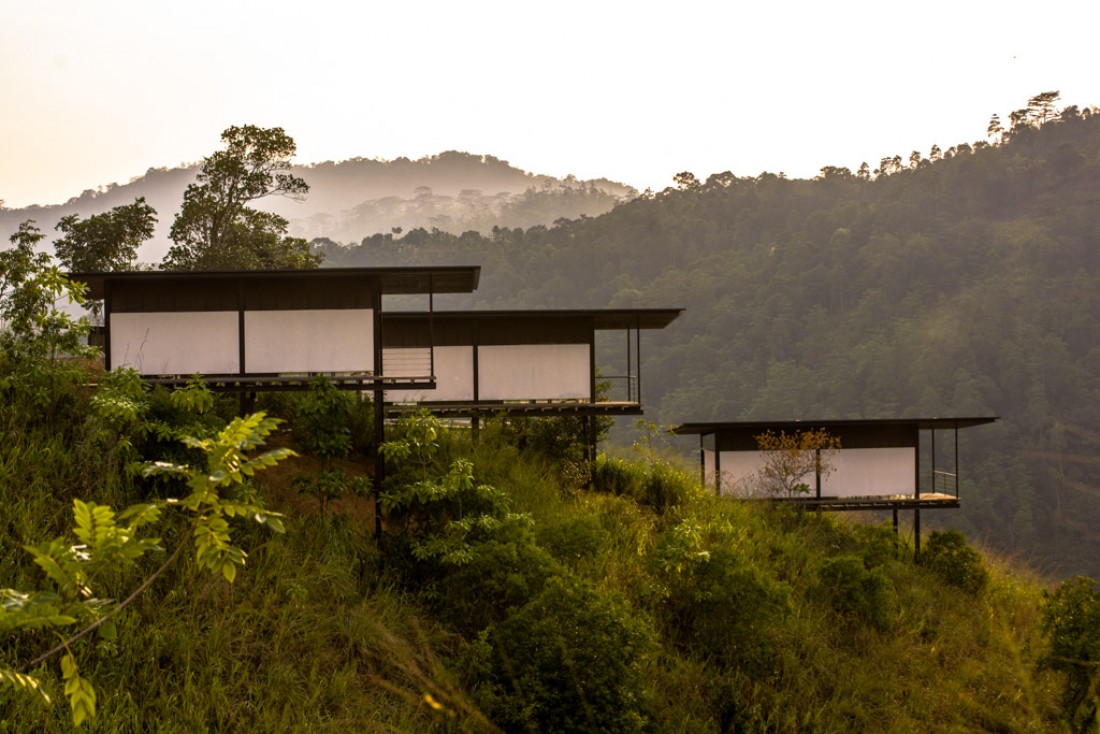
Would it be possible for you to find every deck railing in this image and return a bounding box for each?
[932,470,958,496]
[382,347,433,378]
[599,374,638,403]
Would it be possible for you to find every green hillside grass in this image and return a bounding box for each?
[1,369,1082,732]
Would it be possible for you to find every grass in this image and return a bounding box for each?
[0,381,1077,732]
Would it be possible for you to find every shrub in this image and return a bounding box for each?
[482,576,657,733]
[592,455,643,497]
[431,533,562,636]
[817,554,897,632]
[593,455,698,514]
[660,546,791,678]
[539,515,608,565]
[922,530,988,594]
[1040,576,1100,734]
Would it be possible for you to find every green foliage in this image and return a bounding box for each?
[816,554,897,632]
[658,542,791,677]
[1041,576,1100,733]
[288,377,370,514]
[1,411,292,726]
[0,378,1070,731]
[295,377,354,461]
[0,220,92,363]
[538,514,608,565]
[164,125,321,270]
[89,372,229,476]
[592,454,699,514]
[481,576,657,733]
[922,529,989,594]
[53,197,156,274]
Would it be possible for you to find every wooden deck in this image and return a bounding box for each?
[142,374,437,392]
[384,400,644,418]
[761,492,960,511]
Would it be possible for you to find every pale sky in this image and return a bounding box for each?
[2,0,1098,208]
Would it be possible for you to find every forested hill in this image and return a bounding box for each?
[319,104,1100,579]
[0,151,634,261]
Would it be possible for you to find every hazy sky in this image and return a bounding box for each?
[2,0,1098,208]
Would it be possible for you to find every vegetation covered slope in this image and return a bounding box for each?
[318,99,1100,579]
[0,354,1089,732]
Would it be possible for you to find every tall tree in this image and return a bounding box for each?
[164,125,321,270]
[54,197,156,273]
[0,221,90,361]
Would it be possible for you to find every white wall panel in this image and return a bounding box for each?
[111,312,239,375]
[703,449,716,487]
[245,309,373,373]
[714,447,916,498]
[478,344,590,401]
[716,451,771,497]
[386,346,474,402]
[821,447,914,497]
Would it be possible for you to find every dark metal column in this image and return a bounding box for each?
[914,425,922,559]
[103,281,112,371]
[634,318,642,404]
[372,281,385,540]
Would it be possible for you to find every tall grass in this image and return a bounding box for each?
[1,391,1072,732]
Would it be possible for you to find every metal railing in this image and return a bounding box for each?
[599,374,638,403]
[382,347,433,377]
[932,470,958,497]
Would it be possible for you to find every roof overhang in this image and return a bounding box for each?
[384,308,683,330]
[672,417,999,436]
[69,266,481,300]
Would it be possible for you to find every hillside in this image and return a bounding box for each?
[0,356,1079,732]
[0,151,634,263]
[317,102,1100,580]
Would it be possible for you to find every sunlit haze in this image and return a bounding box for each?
[2,0,1097,207]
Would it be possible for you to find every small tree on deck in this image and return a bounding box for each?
[752,428,841,497]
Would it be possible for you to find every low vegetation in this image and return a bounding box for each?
[2,354,1097,732]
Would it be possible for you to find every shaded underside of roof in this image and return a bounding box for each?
[69,266,481,300]
[384,400,645,418]
[385,308,684,330]
[672,417,998,436]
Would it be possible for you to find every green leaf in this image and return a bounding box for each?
[0,668,51,704]
[98,619,118,640]
[61,653,96,727]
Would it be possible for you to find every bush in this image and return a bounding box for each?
[922,530,988,594]
[539,515,608,565]
[431,533,562,636]
[660,546,791,678]
[481,576,657,733]
[592,455,643,496]
[1040,576,1100,733]
[817,554,897,632]
[593,456,697,514]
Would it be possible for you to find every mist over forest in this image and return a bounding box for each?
[0,151,635,261]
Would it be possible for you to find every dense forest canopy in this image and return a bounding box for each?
[318,94,1100,578]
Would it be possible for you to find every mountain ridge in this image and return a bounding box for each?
[0,150,636,262]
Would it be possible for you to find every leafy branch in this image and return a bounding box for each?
[1,411,294,726]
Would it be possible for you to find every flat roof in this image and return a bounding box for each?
[385,308,683,330]
[69,266,481,299]
[672,417,998,435]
